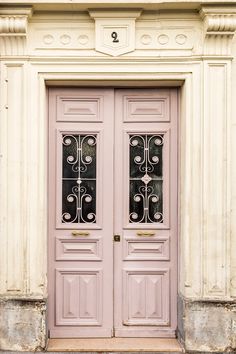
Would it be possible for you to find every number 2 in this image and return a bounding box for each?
[111,31,119,43]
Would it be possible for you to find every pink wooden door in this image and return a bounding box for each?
[114,89,178,337]
[48,88,178,338]
[48,88,114,337]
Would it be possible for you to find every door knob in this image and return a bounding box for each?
[71,230,90,236]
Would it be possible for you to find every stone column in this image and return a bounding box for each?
[0,7,46,351]
[178,6,236,352]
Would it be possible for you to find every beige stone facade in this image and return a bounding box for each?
[0,0,236,352]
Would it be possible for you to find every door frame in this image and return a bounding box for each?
[46,80,181,338]
[42,68,196,340]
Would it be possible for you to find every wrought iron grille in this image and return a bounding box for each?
[61,134,97,224]
[129,134,164,223]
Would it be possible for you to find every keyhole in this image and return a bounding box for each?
[111,31,119,43]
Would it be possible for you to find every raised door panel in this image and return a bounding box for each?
[56,95,104,122]
[56,269,102,326]
[123,90,171,122]
[55,237,102,261]
[123,237,170,261]
[123,270,169,326]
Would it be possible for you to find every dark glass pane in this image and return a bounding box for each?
[148,135,163,178]
[130,135,145,178]
[130,135,163,179]
[148,180,163,223]
[129,180,145,223]
[62,134,97,224]
[62,180,79,223]
[62,135,78,179]
[80,135,96,179]
[80,180,96,223]
[129,134,164,224]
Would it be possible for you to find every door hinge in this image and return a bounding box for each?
[113,234,120,242]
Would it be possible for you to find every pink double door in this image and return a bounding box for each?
[48,88,178,338]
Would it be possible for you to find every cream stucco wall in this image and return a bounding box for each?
[0,1,236,351]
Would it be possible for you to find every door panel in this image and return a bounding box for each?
[123,237,170,261]
[56,92,104,122]
[123,269,170,325]
[114,89,177,337]
[48,88,114,337]
[122,92,170,123]
[55,238,102,261]
[48,88,178,338]
[55,268,102,326]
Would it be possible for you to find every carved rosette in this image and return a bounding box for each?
[200,7,236,55]
[0,8,32,55]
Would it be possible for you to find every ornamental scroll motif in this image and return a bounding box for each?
[129,134,164,223]
[62,134,97,224]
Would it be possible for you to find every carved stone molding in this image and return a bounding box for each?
[0,7,32,55]
[200,6,236,55]
[205,14,236,33]
[0,16,28,34]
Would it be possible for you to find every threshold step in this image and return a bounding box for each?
[47,338,183,352]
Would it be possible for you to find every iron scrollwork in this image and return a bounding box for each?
[129,134,164,223]
[62,134,97,224]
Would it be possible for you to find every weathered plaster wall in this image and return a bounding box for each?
[0,2,236,352]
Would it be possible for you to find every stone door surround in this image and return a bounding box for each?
[0,3,236,352]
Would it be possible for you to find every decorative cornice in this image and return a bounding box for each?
[200,6,236,55]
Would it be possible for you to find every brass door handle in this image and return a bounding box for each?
[136,230,156,237]
[71,230,90,236]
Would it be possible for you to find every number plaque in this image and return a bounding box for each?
[89,10,142,56]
